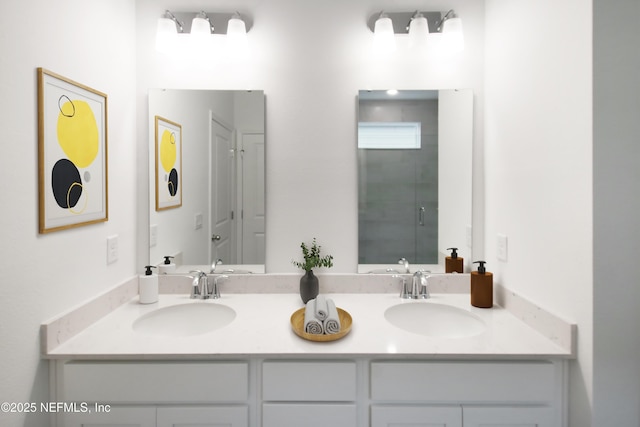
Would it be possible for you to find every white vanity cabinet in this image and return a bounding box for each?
[53,361,249,427]
[370,361,562,427]
[261,360,358,427]
[52,358,566,427]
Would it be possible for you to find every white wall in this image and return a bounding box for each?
[484,1,593,426]
[135,0,486,272]
[0,1,137,426]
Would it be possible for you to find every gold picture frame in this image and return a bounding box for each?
[155,116,182,211]
[37,68,108,233]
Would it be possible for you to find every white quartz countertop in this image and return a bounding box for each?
[43,292,573,360]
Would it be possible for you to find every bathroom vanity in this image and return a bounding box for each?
[42,275,574,427]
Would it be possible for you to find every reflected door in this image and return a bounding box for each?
[211,119,234,264]
[239,132,265,264]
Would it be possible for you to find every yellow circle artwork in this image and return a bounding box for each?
[160,129,177,173]
[57,100,99,168]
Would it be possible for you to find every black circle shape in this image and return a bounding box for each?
[168,168,179,197]
[51,158,82,208]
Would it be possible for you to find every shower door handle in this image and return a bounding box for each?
[418,206,425,226]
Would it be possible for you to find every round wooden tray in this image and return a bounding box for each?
[290,307,352,342]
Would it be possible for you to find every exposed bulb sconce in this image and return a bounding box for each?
[155,10,252,55]
[368,9,464,55]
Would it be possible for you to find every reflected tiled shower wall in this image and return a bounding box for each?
[358,99,438,264]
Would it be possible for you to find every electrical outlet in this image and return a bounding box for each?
[466,225,473,248]
[107,235,119,264]
[194,213,203,230]
[150,224,158,247]
[497,233,508,262]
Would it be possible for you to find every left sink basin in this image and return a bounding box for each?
[133,303,236,337]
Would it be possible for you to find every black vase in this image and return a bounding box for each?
[299,270,319,303]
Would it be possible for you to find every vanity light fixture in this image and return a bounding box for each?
[155,10,183,52]
[155,10,252,55]
[226,12,248,56]
[436,10,464,53]
[408,11,429,49]
[367,9,464,55]
[373,11,396,54]
[191,11,213,36]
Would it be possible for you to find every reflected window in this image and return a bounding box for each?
[358,122,422,149]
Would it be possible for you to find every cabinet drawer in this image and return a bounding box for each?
[263,403,357,427]
[262,360,356,401]
[63,361,248,403]
[371,361,557,403]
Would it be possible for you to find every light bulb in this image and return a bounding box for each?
[408,13,429,49]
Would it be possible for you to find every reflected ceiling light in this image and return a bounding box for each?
[386,89,398,96]
[408,11,429,49]
[373,11,396,54]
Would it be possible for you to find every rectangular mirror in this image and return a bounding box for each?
[357,89,473,273]
[149,89,265,273]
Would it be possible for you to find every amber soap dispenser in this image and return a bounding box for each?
[445,247,464,273]
[470,261,493,308]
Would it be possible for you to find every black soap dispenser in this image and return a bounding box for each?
[445,247,464,273]
[470,261,493,308]
[158,255,175,274]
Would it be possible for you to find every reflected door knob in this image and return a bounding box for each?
[212,234,221,241]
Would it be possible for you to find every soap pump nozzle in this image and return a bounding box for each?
[163,256,174,265]
[447,247,459,259]
[473,261,486,274]
[144,265,157,276]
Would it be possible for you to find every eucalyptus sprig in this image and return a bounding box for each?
[292,238,334,272]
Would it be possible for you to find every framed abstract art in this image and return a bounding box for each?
[37,68,108,233]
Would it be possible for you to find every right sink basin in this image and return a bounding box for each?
[384,302,486,339]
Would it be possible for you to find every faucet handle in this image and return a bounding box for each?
[393,275,411,299]
[189,275,201,299]
[418,273,431,299]
[211,275,229,299]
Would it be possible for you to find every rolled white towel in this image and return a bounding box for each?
[314,295,328,321]
[323,298,341,334]
[304,299,323,334]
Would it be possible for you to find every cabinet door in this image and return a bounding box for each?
[263,403,357,427]
[463,406,555,427]
[61,406,155,427]
[371,405,463,427]
[157,406,248,427]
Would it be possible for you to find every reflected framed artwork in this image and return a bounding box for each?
[154,116,182,211]
[37,68,109,233]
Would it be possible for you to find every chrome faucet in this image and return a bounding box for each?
[398,257,410,273]
[189,270,210,299]
[400,270,430,299]
[210,258,223,274]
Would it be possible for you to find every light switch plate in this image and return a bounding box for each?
[195,213,203,230]
[497,233,508,262]
[150,224,158,247]
[107,235,119,264]
[466,225,472,248]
